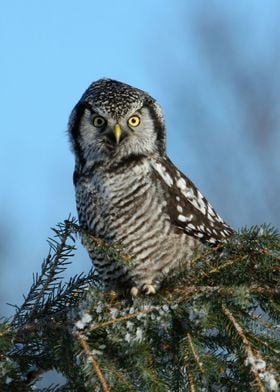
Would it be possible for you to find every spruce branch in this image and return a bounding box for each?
[185,363,196,392]
[186,333,204,374]
[107,364,135,392]
[65,220,132,266]
[75,331,111,392]
[12,217,78,327]
[1,221,279,391]
[222,304,277,391]
[181,334,202,392]
[89,307,158,332]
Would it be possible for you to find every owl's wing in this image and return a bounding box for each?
[151,157,234,244]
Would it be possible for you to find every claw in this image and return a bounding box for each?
[130,287,139,297]
[142,284,156,295]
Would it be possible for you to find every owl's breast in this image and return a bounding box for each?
[76,160,165,243]
[75,161,202,289]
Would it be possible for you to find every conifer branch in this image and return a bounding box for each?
[108,365,135,392]
[75,331,111,392]
[182,344,197,392]
[89,307,157,332]
[249,334,280,359]
[1,222,279,390]
[187,333,204,374]
[146,354,163,389]
[186,368,196,392]
[206,255,248,275]
[12,218,77,327]
[248,311,278,332]
[164,285,279,304]
[222,305,265,392]
[181,335,200,392]
[189,245,223,268]
[65,220,132,264]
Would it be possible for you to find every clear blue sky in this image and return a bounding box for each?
[1,1,280,316]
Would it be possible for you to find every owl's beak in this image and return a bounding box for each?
[113,123,122,144]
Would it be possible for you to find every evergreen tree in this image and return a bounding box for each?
[0,217,279,391]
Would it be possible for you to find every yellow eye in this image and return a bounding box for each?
[128,115,141,127]
[93,115,106,128]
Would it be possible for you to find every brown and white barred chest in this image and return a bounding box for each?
[75,158,203,291]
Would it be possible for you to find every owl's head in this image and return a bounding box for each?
[68,79,166,167]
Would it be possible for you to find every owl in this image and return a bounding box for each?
[68,79,233,296]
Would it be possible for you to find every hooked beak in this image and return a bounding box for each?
[113,123,122,144]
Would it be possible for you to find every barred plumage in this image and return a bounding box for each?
[68,79,233,295]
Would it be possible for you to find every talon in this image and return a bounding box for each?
[142,284,156,295]
[104,289,119,305]
[130,287,139,297]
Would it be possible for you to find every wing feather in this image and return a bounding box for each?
[152,157,234,244]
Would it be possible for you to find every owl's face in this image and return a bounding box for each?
[69,79,166,167]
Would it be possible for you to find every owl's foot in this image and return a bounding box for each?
[130,284,157,297]
[142,284,156,295]
[104,290,119,304]
[130,287,139,297]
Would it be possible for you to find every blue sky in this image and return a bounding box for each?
[1,1,280,316]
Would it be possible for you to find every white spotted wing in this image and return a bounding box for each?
[152,157,233,244]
